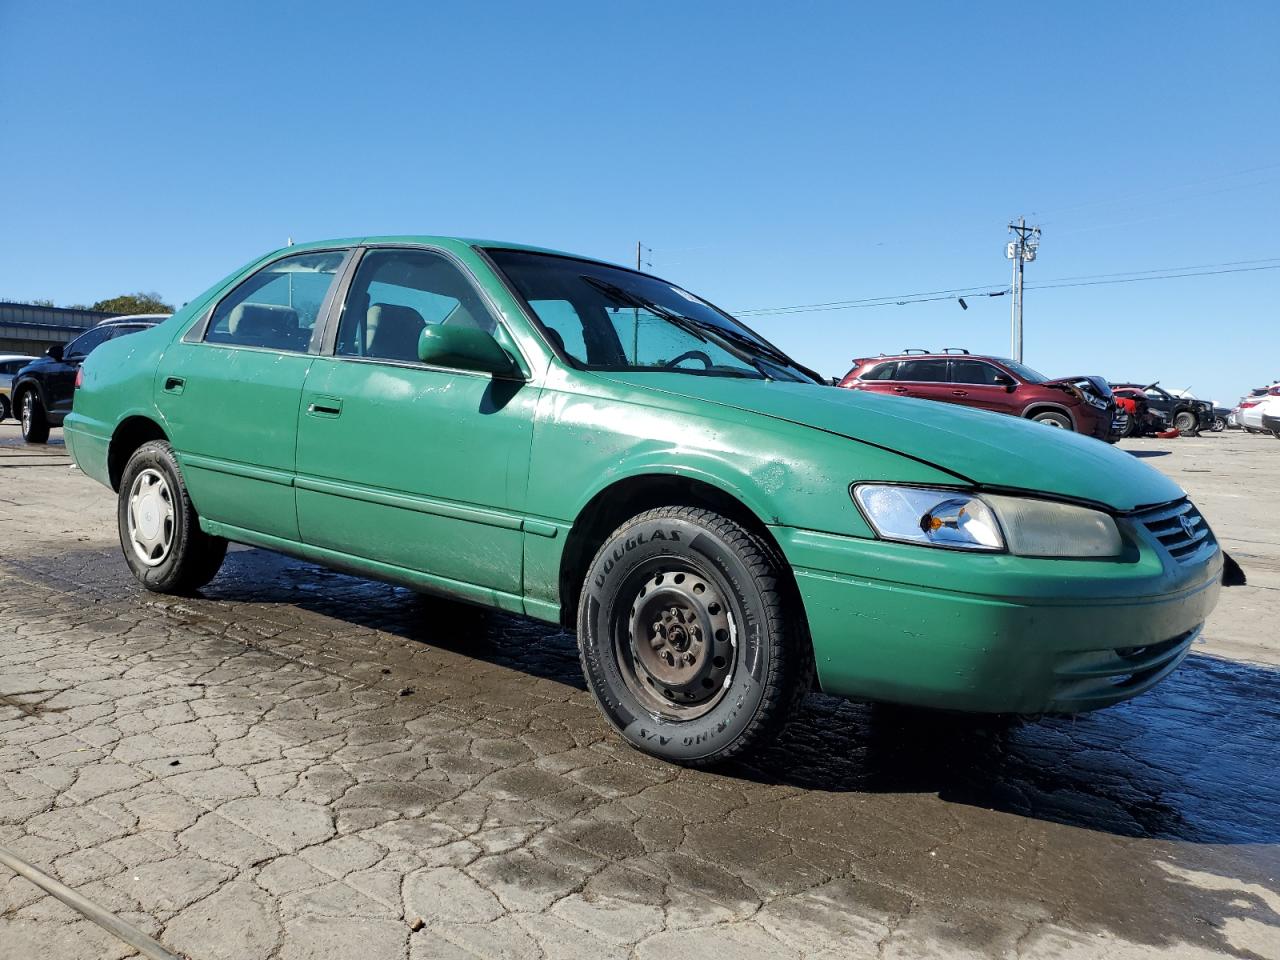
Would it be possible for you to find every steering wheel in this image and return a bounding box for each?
[664,349,713,369]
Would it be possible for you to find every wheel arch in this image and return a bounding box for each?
[556,471,792,630]
[108,416,170,491]
[1022,402,1076,428]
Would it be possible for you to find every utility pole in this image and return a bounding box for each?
[1006,217,1040,362]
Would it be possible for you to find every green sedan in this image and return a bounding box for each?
[65,237,1223,765]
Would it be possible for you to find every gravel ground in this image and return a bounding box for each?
[0,423,1276,960]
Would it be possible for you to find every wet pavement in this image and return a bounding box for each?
[1,424,1278,959]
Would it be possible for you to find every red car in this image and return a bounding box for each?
[838,349,1117,441]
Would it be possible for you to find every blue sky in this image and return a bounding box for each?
[2,1,1277,404]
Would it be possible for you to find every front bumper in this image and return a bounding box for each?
[774,503,1222,714]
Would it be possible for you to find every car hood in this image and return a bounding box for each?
[600,373,1185,512]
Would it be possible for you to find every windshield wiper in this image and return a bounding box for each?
[582,276,774,380]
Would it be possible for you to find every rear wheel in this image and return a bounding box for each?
[118,440,227,594]
[1212,417,1226,432]
[19,391,49,444]
[1174,410,1198,436]
[0,395,9,422]
[577,506,812,766]
[1031,410,1071,430]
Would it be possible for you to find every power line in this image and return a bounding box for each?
[734,256,1280,317]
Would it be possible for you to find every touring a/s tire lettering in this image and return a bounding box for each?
[576,505,813,766]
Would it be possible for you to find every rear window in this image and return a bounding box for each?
[859,361,898,381]
[897,358,948,382]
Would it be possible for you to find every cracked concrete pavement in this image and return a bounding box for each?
[1,422,1277,959]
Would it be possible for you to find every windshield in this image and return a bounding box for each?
[486,249,816,382]
[998,359,1049,384]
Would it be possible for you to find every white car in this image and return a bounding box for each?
[0,354,38,422]
[1238,385,1280,436]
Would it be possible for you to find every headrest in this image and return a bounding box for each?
[227,303,298,340]
[366,303,426,360]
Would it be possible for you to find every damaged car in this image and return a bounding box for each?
[839,349,1119,442]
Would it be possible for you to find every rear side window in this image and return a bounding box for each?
[65,326,114,360]
[206,251,346,352]
[859,361,898,381]
[897,358,948,382]
[950,360,1003,385]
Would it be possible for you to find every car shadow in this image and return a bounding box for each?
[1127,449,1172,458]
[192,548,1280,849]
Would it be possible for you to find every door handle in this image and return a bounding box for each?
[163,377,185,395]
[892,386,909,394]
[951,390,968,397]
[306,395,343,418]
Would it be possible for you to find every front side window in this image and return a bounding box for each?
[206,251,346,352]
[950,360,1003,385]
[896,358,948,382]
[336,249,497,363]
[65,326,113,360]
[487,249,815,382]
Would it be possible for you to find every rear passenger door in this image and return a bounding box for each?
[894,358,952,402]
[157,250,351,542]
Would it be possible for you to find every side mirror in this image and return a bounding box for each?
[993,374,1015,390]
[46,343,64,362]
[418,325,521,378]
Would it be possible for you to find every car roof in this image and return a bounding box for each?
[275,235,629,269]
[0,354,38,362]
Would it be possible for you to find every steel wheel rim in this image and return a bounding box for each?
[21,395,31,434]
[126,468,175,567]
[613,562,737,721]
[1038,416,1065,428]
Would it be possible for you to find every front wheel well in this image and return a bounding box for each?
[108,416,169,491]
[557,474,793,630]
[1023,405,1075,427]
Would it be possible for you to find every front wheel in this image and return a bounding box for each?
[118,440,228,594]
[19,392,50,444]
[1031,410,1072,430]
[576,506,812,766]
[1174,410,1199,436]
[1212,417,1227,432]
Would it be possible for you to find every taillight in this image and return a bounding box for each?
[74,369,83,389]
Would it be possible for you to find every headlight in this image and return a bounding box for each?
[852,485,1123,558]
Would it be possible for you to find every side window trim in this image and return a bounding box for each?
[321,244,530,379]
[198,247,354,355]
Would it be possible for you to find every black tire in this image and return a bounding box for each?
[1174,410,1198,436]
[1031,410,1072,430]
[0,394,9,422]
[577,506,813,767]
[118,440,228,594]
[19,390,50,444]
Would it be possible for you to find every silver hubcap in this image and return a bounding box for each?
[22,396,31,433]
[1038,417,1065,428]
[127,469,175,567]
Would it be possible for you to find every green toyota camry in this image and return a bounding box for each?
[65,237,1223,765]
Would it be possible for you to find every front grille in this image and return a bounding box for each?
[1133,499,1215,563]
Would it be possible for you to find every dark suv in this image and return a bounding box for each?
[1109,382,1213,437]
[838,349,1117,441]
[13,314,166,443]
